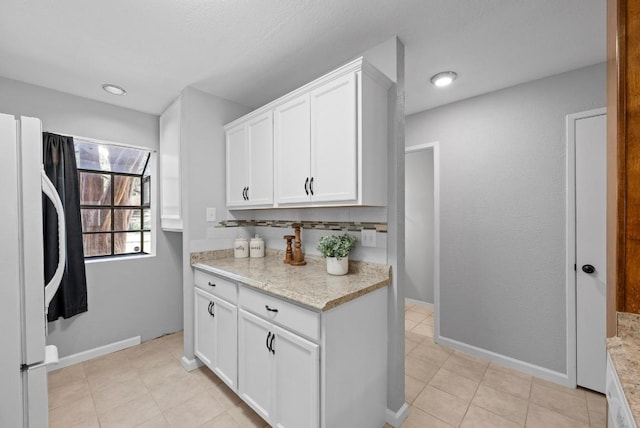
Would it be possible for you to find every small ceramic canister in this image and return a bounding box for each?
[250,234,265,258]
[234,237,249,258]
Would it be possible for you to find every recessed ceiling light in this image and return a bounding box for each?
[430,71,457,88]
[102,84,127,96]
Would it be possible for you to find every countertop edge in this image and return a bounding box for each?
[192,260,391,312]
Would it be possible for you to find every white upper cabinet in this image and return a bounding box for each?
[159,97,183,230]
[225,57,390,209]
[309,72,357,203]
[226,111,273,207]
[274,94,311,204]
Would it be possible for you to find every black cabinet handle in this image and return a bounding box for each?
[310,177,314,195]
[208,281,216,287]
[245,186,249,201]
[241,187,245,200]
[266,331,272,352]
[265,305,279,313]
[269,334,275,354]
[207,301,215,317]
[243,187,248,200]
[304,177,309,195]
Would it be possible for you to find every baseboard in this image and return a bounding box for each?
[181,356,203,372]
[385,403,409,427]
[435,335,574,388]
[48,336,141,371]
[404,298,433,308]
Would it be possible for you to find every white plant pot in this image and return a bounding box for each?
[326,256,349,276]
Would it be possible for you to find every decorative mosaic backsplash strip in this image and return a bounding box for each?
[217,219,388,233]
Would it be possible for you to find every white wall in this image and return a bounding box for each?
[405,149,434,303]
[0,76,183,357]
[406,63,606,375]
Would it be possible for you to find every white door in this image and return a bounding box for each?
[226,124,248,206]
[211,295,237,390]
[575,111,607,393]
[272,324,319,428]
[247,111,274,206]
[274,94,311,204]
[238,309,273,423]
[194,289,215,368]
[310,72,357,203]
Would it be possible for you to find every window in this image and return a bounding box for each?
[75,139,152,258]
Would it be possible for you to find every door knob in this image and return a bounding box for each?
[582,264,596,274]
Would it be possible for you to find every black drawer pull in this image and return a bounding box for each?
[269,333,275,354]
[208,281,216,287]
[265,305,278,313]
[266,331,272,352]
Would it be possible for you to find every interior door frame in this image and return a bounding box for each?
[404,141,440,340]
[565,107,607,388]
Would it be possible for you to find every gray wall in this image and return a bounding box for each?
[406,63,605,374]
[405,149,434,303]
[178,87,250,362]
[0,76,183,357]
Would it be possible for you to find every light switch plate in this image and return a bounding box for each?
[361,229,377,247]
[206,208,216,222]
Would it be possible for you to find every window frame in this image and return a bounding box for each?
[72,135,157,261]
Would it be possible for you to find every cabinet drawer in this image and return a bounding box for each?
[194,270,237,304]
[239,286,320,342]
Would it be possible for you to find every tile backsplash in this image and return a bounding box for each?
[217,219,388,233]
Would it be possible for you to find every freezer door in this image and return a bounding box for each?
[19,116,46,366]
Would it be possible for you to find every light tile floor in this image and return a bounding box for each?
[48,302,607,428]
[400,302,606,428]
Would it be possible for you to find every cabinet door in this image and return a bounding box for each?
[226,124,248,206]
[310,72,358,203]
[247,111,274,206]
[274,94,311,204]
[238,309,273,423]
[194,288,215,368]
[211,295,238,390]
[272,324,319,428]
[159,98,183,230]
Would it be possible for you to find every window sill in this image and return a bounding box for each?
[84,254,156,264]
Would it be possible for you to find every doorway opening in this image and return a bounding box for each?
[404,142,440,340]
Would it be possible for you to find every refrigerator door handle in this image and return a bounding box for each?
[41,170,66,311]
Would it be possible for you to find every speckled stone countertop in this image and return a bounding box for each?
[191,249,391,312]
[607,312,640,425]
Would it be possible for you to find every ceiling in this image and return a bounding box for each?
[0,0,606,116]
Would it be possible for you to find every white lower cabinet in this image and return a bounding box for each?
[238,309,319,428]
[194,288,237,390]
[194,267,387,428]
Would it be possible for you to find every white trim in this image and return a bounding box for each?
[385,403,409,427]
[181,356,203,372]
[48,336,141,371]
[405,141,441,343]
[565,107,607,389]
[404,297,434,308]
[436,335,574,387]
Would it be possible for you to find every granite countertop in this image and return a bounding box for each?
[190,249,391,312]
[607,312,640,425]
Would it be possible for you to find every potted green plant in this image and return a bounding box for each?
[317,234,357,275]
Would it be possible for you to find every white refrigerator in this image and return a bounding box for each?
[0,113,66,427]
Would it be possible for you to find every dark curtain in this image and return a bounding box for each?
[43,132,88,321]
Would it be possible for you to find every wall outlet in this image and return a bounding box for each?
[361,229,377,247]
[206,208,216,222]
